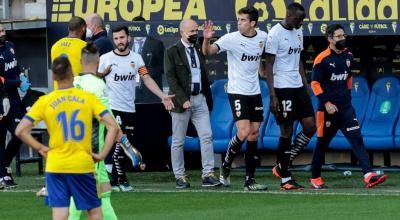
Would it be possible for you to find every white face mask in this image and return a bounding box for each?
[86,28,93,39]
[134,37,144,41]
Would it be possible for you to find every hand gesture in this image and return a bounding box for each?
[270,96,279,114]
[162,94,175,110]
[19,73,31,92]
[92,153,104,162]
[182,100,192,109]
[38,146,49,158]
[325,102,338,114]
[203,20,215,39]
[97,65,112,78]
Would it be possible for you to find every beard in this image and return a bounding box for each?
[116,42,129,52]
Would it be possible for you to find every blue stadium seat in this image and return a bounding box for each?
[362,77,400,150]
[210,79,235,153]
[395,116,400,149]
[168,136,200,152]
[262,113,283,150]
[329,76,370,150]
[231,80,270,151]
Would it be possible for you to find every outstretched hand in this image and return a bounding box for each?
[203,20,215,39]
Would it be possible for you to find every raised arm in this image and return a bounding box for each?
[202,20,219,56]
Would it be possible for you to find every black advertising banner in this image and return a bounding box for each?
[46,0,400,53]
[47,0,400,38]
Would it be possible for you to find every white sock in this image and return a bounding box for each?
[282,177,292,183]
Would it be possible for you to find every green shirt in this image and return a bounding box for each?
[74,73,110,110]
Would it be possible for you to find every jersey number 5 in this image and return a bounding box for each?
[57,110,85,141]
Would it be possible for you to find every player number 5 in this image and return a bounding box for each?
[57,110,85,141]
[234,100,241,111]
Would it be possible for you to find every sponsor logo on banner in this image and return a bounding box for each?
[392,21,397,33]
[105,24,111,34]
[320,23,327,34]
[226,23,231,33]
[157,25,179,36]
[349,22,355,34]
[307,22,313,34]
[146,24,151,35]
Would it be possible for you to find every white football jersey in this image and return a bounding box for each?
[265,23,304,88]
[99,50,145,113]
[215,30,267,95]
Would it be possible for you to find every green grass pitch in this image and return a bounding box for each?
[1,164,399,220]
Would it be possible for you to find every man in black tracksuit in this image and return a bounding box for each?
[310,24,387,189]
[0,24,30,188]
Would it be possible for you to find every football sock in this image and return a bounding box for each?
[222,134,244,168]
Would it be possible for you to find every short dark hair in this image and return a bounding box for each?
[287,3,305,16]
[326,24,344,37]
[133,16,146,22]
[52,56,72,81]
[238,6,259,25]
[81,42,99,65]
[112,25,129,36]
[68,16,86,32]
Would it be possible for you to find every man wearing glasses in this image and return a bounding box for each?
[309,24,388,189]
[264,3,315,190]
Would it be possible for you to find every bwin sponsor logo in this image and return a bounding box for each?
[288,46,302,54]
[5,58,17,71]
[114,73,136,81]
[241,53,261,61]
[330,73,348,81]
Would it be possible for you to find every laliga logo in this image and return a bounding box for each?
[146,24,151,35]
[157,25,178,35]
[320,23,327,34]
[157,25,165,35]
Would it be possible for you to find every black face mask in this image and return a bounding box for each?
[0,36,6,45]
[335,39,347,51]
[187,34,198,44]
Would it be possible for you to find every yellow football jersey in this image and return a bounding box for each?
[25,87,108,173]
[51,37,86,89]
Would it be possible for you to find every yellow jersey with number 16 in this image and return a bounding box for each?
[24,87,108,173]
